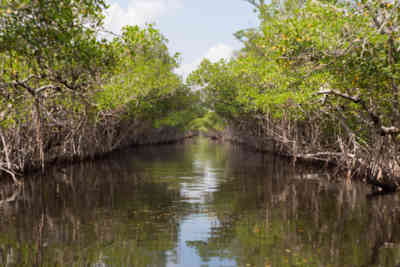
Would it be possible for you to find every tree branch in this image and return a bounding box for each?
[316,89,361,103]
[35,85,56,94]
[381,126,400,135]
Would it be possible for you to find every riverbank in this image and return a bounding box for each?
[186,1,400,193]
[214,124,399,193]
[1,16,202,184]
[0,117,197,184]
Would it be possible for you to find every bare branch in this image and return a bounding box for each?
[0,166,19,184]
[0,185,21,205]
[35,85,56,94]
[316,89,361,103]
[381,126,400,135]
[310,0,348,14]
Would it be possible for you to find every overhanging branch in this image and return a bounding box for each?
[316,89,361,103]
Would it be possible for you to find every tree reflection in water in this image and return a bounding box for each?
[0,138,399,266]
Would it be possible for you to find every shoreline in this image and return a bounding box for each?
[204,129,399,194]
[0,130,198,184]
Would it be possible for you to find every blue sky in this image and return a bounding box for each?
[104,0,259,77]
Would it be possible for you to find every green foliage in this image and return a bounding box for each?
[189,0,400,157]
[188,111,226,133]
[0,2,199,131]
[0,1,201,174]
[0,0,113,84]
[96,25,181,111]
[94,24,201,129]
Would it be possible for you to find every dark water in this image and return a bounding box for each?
[1,138,400,267]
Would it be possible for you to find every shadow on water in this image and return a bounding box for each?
[0,137,400,266]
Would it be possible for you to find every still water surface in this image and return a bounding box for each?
[1,138,400,266]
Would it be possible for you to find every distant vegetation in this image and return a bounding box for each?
[0,0,202,182]
[189,0,400,191]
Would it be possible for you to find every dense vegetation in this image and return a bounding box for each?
[188,0,400,191]
[1,0,399,191]
[0,0,201,182]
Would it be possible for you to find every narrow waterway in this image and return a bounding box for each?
[0,137,400,266]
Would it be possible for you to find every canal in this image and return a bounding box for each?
[0,137,400,266]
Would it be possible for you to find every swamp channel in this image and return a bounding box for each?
[0,137,400,267]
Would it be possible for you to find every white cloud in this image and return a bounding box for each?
[204,44,234,63]
[176,43,234,79]
[104,0,183,34]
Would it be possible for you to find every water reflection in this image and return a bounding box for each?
[0,138,400,266]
